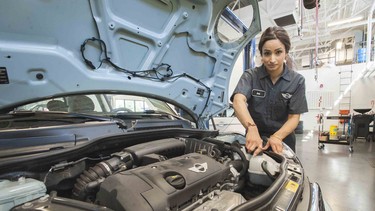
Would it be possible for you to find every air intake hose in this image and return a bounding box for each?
[72,151,133,201]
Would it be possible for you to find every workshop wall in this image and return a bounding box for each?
[298,63,374,131]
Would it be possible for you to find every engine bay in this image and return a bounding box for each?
[1,135,304,211]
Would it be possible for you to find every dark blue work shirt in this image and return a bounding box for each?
[230,64,308,136]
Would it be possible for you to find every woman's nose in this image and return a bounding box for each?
[270,54,276,62]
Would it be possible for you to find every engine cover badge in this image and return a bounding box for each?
[189,162,208,173]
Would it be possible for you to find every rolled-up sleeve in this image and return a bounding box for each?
[289,76,308,114]
[230,70,253,102]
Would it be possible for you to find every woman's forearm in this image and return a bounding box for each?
[232,94,256,129]
[273,114,300,140]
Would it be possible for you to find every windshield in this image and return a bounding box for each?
[15,94,177,115]
[1,93,196,130]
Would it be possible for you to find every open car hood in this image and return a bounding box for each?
[0,0,260,125]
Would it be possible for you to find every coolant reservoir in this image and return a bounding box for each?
[242,147,280,186]
[0,177,46,211]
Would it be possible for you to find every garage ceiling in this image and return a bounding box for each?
[232,0,375,69]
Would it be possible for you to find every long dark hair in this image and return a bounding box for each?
[258,26,294,69]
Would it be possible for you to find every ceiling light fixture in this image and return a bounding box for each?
[327,16,364,27]
[336,41,343,49]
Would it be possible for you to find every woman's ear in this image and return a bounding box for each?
[284,53,289,63]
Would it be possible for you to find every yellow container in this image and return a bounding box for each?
[329,125,338,140]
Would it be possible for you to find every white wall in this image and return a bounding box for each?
[229,61,375,132]
[229,51,245,98]
[299,63,375,131]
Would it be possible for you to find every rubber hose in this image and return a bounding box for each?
[230,144,249,177]
[72,157,122,200]
[261,161,277,180]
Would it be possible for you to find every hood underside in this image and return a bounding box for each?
[0,0,260,124]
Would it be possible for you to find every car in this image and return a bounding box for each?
[0,0,329,210]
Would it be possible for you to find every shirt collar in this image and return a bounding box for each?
[258,64,291,82]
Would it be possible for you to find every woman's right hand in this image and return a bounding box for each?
[232,93,263,156]
[245,128,263,156]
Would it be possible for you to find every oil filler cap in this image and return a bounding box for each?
[165,173,185,189]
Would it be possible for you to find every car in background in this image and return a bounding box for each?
[0,0,329,210]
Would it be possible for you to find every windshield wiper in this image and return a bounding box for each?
[1,111,128,130]
[110,110,182,120]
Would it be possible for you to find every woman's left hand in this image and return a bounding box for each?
[262,135,283,154]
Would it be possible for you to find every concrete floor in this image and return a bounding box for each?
[295,131,375,211]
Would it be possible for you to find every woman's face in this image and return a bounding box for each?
[261,39,287,74]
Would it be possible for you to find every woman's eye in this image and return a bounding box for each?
[263,52,271,56]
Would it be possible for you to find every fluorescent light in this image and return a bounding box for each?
[328,16,363,27]
[336,41,343,49]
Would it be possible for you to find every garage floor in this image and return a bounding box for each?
[295,131,375,211]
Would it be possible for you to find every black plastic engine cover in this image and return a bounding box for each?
[96,153,231,211]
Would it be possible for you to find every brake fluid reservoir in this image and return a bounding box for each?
[0,177,46,211]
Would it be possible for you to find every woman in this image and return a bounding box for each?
[231,26,308,156]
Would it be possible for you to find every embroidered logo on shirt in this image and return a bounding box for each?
[252,89,266,98]
[281,93,292,99]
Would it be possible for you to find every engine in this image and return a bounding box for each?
[96,153,231,211]
[3,137,283,211]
